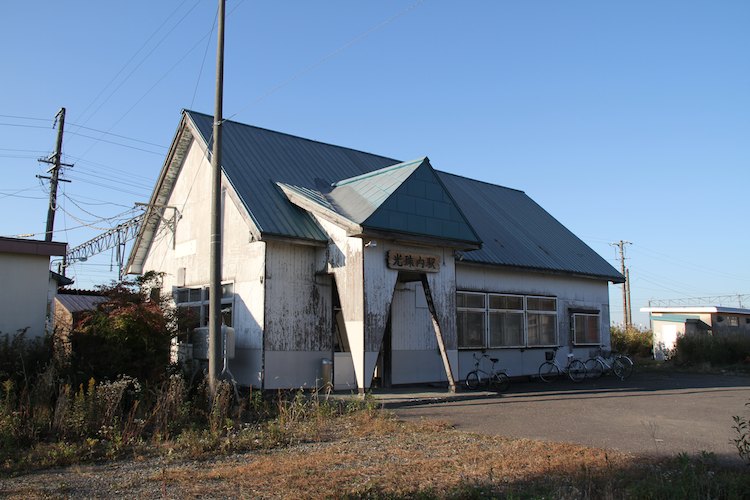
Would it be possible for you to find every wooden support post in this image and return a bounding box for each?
[420,274,456,393]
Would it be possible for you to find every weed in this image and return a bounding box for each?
[733,399,750,465]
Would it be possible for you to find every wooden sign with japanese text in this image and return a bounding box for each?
[387,250,441,273]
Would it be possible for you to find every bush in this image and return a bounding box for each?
[674,334,750,367]
[70,272,174,385]
[610,325,653,358]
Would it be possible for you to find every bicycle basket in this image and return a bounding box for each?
[545,351,555,361]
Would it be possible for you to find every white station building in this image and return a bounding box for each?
[127,110,624,392]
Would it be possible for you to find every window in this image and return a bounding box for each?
[457,292,557,349]
[457,292,486,348]
[526,296,557,347]
[174,284,234,337]
[728,316,739,327]
[573,313,600,345]
[488,294,524,347]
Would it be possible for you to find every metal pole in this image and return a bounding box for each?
[208,0,226,396]
[625,268,632,327]
[45,107,66,242]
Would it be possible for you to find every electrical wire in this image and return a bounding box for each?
[73,0,197,128]
[65,130,164,155]
[65,122,167,149]
[76,0,246,162]
[190,3,219,109]
[224,0,425,123]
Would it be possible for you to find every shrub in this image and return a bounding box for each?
[674,334,750,366]
[70,272,174,385]
[610,325,653,358]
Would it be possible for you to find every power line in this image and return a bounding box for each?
[65,122,167,149]
[73,0,198,128]
[65,130,164,155]
[224,0,425,123]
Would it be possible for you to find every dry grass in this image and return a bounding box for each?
[3,410,747,499]
[155,411,630,498]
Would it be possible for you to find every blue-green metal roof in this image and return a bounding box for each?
[437,172,624,281]
[183,110,623,281]
[278,158,481,245]
[650,314,703,323]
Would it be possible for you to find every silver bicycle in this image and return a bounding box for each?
[465,352,510,392]
[538,347,587,383]
[584,347,633,380]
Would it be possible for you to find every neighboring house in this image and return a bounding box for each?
[52,290,106,361]
[127,110,624,392]
[0,237,67,339]
[641,306,750,360]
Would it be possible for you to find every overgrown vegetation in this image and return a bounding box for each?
[673,334,750,368]
[2,275,748,497]
[610,325,653,358]
[69,272,174,383]
[734,399,750,466]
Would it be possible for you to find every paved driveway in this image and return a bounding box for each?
[393,371,750,463]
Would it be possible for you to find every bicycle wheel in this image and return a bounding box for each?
[465,371,480,390]
[584,358,604,379]
[538,361,560,383]
[490,372,510,392]
[612,356,634,380]
[567,359,587,382]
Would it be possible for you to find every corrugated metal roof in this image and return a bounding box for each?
[437,172,624,281]
[186,111,399,242]
[56,294,106,314]
[278,158,481,245]
[181,110,622,281]
[329,158,424,223]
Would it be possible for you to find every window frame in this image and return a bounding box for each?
[525,295,558,347]
[487,293,526,348]
[572,312,601,346]
[456,291,487,349]
[173,283,235,330]
[457,291,558,349]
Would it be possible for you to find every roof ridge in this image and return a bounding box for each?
[332,157,426,187]
[184,109,401,165]
[436,170,526,194]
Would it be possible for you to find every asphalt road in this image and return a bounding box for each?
[393,370,750,463]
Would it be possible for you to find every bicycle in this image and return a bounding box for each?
[538,348,586,382]
[465,352,510,392]
[584,347,633,380]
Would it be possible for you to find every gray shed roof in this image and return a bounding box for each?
[141,110,622,282]
[55,294,106,314]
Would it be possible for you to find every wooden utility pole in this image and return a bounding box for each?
[611,240,632,329]
[42,108,67,242]
[208,0,226,396]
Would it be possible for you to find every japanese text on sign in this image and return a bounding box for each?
[387,250,440,273]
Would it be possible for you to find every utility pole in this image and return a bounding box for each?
[611,240,632,329]
[625,268,632,327]
[208,0,226,396]
[39,108,72,242]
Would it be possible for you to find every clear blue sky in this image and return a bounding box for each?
[2,1,748,326]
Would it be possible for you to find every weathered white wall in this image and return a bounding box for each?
[316,217,366,390]
[263,241,333,389]
[385,243,458,385]
[139,139,265,386]
[455,264,612,378]
[0,253,50,338]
